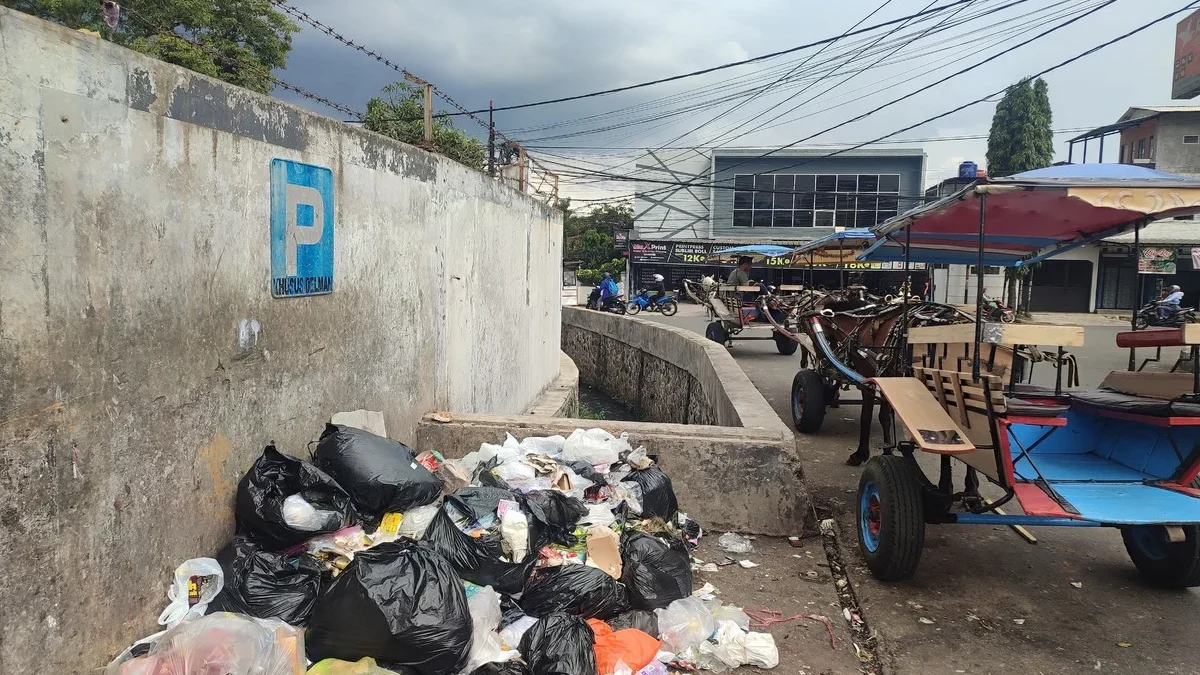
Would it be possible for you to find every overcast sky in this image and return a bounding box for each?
[277,0,1195,203]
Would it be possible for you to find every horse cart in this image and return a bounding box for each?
[846,164,1200,588]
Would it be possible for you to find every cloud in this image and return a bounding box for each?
[275,0,1191,200]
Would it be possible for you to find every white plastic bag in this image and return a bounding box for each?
[107,613,304,675]
[465,586,517,672]
[398,502,441,539]
[562,428,622,466]
[155,558,224,628]
[499,615,538,650]
[519,435,567,456]
[744,631,779,668]
[281,494,340,532]
[503,433,521,449]
[580,503,617,527]
[699,621,747,671]
[655,597,715,653]
[499,501,529,562]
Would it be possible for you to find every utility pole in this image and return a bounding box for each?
[403,73,433,145]
[488,100,495,177]
[517,144,527,192]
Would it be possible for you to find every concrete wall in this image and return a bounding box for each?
[562,306,783,429]
[0,8,561,672]
[418,309,809,536]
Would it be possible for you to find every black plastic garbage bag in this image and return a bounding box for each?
[524,491,587,545]
[206,536,322,625]
[312,424,443,519]
[235,444,357,549]
[448,486,518,522]
[565,461,605,485]
[500,594,527,628]
[619,532,692,610]
[306,539,471,675]
[519,613,597,675]
[470,663,533,675]
[520,565,629,620]
[623,466,678,520]
[421,505,538,595]
[607,609,659,638]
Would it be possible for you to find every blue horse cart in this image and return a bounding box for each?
[849,165,1200,587]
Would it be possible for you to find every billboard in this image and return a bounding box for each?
[1174,9,1200,99]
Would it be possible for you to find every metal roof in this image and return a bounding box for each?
[1118,105,1200,120]
[1104,220,1200,245]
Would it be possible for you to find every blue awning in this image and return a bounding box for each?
[792,229,876,255]
[712,244,795,257]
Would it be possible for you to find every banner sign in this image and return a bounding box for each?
[1139,247,1177,274]
[629,240,924,270]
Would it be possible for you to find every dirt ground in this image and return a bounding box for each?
[691,534,866,675]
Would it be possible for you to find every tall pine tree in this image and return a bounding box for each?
[985,77,1054,176]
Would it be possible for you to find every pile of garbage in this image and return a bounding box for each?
[106,424,778,675]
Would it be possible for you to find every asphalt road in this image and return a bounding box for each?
[646,307,1200,675]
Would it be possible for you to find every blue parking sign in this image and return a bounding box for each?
[270,159,334,297]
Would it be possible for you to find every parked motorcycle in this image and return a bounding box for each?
[987,303,1016,324]
[626,290,679,316]
[600,295,627,315]
[1134,302,1197,329]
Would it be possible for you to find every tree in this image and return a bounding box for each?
[986,77,1054,314]
[558,200,633,282]
[363,82,487,171]
[4,0,298,94]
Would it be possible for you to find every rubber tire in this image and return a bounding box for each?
[626,302,641,315]
[1122,523,1200,589]
[1000,312,1016,324]
[1135,315,1150,330]
[791,369,826,433]
[705,321,729,345]
[774,331,799,355]
[612,302,626,315]
[660,300,679,317]
[857,455,926,582]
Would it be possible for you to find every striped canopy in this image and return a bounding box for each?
[858,165,1200,267]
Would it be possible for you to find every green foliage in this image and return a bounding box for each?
[363,82,487,171]
[576,259,624,287]
[986,77,1054,177]
[5,0,298,94]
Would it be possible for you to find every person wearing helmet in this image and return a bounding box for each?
[599,272,621,311]
[1160,284,1185,319]
[650,273,667,304]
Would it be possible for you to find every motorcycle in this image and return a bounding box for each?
[600,294,626,315]
[986,302,1016,324]
[626,290,679,316]
[1134,302,1197,329]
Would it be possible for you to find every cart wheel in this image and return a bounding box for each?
[1121,524,1200,588]
[660,300,679,317]
[705,321,729,346]
[626,302,641,315]
[790,369,826,433]
[774,331,799,355]
[857,455,926,582]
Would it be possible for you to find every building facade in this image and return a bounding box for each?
[631,147,928,292]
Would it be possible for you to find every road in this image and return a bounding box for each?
[646,306,1200,675]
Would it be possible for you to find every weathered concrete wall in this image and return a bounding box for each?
[418,311,807,537]
[0,8,561,673]
[561,306,783,431]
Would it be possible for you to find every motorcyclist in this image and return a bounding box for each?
[599,272,621,311]
[1160,284,1185,319]
[650,273,667,304]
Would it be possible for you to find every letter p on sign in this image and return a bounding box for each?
[270,159,334,297]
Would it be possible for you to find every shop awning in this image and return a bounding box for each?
[712,244,796,258]
[858,164,1200,267]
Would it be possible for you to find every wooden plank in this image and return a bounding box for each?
[1115,328,1185,348]
[907,323,1085,347]
[949,376,970,428]
[778,284,804,291]
[1185,323,1200,345]
[1100,370,1196,400]
[870,377,975,454]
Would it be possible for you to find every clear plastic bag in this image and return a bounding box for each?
[705,601,750,631]
[106,613,304,675]
[398,502,441,539]
[653,597,714,653]
[280,494,340,532]
[465,586,519,672]
[717,532,753,554]
[519,435,567,456]
[156,558,224,628]
[499,615,538,650]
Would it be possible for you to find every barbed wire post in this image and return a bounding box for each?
[488,101,496,177]
[403,73,434,144]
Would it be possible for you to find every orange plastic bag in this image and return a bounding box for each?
[588,619,662,675]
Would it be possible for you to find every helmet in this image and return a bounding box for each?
[653,274,664,282]
[1171,285,1182,292]
[602,272,612,279]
